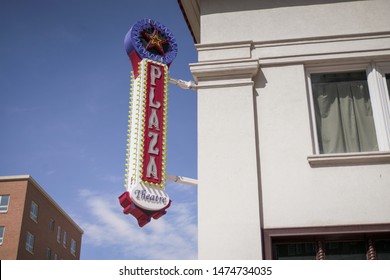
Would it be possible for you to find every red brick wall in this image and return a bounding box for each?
[0,177,82,260]
[0,180,28,260]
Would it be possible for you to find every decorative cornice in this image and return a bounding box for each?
[196,40,253,51]
[254,31,390,66]
[190,58,259,88]
[196,40,253,62]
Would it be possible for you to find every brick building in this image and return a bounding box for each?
[0,175,83,259]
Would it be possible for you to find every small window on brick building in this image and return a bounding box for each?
[70,238,77,256]
[0,226,5,245]
[0,195,10,213]
[26,232,34,253]
[63,231,67,248]
[30,201,39,222]
[56,226,61,243]
[49,219,55,231]
[46,247,52,259]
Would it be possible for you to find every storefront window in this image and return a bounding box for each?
[273,242,316,260]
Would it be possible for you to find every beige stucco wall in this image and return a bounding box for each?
[190,0,390,259]
[197,84,262,259]
[200,0,390,44]
[256,64,390,228]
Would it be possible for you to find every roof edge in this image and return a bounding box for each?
[177,0,200,44]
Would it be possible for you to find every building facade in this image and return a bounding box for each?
[179,0,390,259]
[0,175,83,260]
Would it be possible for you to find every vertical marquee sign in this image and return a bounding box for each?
[118,19,178,227]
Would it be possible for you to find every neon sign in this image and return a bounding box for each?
[119,19,177,227]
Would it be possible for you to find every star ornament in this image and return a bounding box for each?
[125,19,178,64]
[142,29,168,55]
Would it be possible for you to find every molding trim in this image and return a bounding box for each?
[196,40,253,51]
[307,151,390,167]
[190,58,259,88]
[196,41,253,62]
[254,32,390,66]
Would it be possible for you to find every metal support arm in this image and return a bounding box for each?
[166,174,198,187]
[169,77,197,90]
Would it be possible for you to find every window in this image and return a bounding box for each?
[46,247,52,259]
[308,62,390,155]
[63,231,67,248]
[0,226,5,245]
[26,232,34,253]
[273,242,317,260]
[272,238,390,260]
[0,195,10,213]
[325,240,366,260]
[56,226,61,243]
[49,219,55,231]
[265,225,390,260]
[30,201,39,222]
[376,239,390,259]
[70,238,77,256]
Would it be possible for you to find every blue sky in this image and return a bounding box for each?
[0,0,198,259]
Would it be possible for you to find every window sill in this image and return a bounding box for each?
[307,151,390,167]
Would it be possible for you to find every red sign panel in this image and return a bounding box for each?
[141,61,166,185]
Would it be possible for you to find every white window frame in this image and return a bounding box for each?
[368,62,390,151]
[0,195,10,213]
[30,201,39,222]
[306,61,390,156]
[26,232,34,253]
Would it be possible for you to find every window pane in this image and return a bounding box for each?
[0,195,10,212]
[273,242,316,260]
[325,241,366,260]
[376,239,390,260]
[26,232,34,253]
[49,219,55,231]
[0,226,4,245]
[63,231,67,247]
[311,71,378,154]
[70,239,77,256]
[30,201,38,221]
[386,74,390,100]
[57,226,61,242]
[46,247,52,260]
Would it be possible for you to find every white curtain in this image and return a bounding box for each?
[312,79,378,154]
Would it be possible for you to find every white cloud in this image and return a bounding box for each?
[77,188,197,260]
